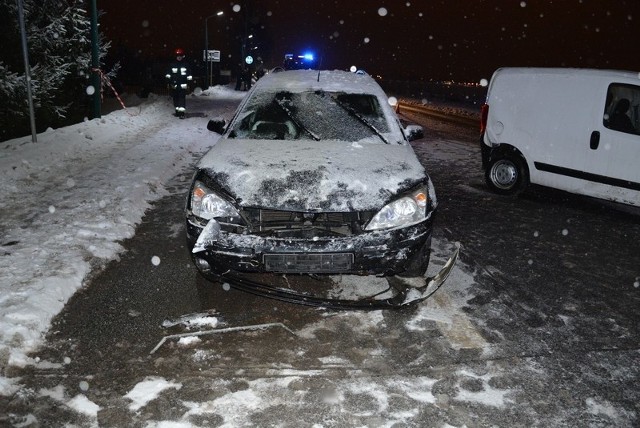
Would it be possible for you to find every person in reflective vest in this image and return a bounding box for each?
[165,48,192,118]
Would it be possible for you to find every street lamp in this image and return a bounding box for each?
[205,11,224,88]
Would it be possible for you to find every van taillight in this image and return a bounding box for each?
[480,103,489,134]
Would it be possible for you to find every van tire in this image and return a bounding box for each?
[485,152,529,195]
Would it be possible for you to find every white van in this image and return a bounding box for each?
[480,67,640,207]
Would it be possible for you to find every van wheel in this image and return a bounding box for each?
[485,153,528,195]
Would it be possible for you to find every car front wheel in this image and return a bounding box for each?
[485,153,529,195]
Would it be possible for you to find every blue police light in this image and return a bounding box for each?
[284,52,317,70]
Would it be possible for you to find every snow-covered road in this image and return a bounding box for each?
[0,89,242,382]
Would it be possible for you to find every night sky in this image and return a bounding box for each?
[99,0,640,82]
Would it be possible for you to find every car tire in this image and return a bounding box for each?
[485,152,529,195]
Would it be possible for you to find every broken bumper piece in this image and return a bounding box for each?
[204,244,459,310]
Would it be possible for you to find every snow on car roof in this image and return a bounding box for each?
[257,69,389,96]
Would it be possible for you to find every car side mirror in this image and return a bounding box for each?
[207,117,227,134]
[405,124,424,141]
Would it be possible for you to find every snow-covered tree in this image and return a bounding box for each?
[0,0,112,141]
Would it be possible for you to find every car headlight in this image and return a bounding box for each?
[190,181,240,221]
[365,186,429,231]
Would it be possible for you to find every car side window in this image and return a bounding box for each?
[603,83,640,135]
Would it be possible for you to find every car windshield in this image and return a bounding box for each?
[229,90,392,143]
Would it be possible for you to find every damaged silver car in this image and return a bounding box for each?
[186,69,457,308]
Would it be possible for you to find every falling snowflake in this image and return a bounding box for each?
[151,256,161,266]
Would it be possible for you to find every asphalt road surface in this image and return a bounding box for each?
[2,101,639,427]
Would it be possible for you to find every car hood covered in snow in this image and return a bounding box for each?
[197,137,427,212]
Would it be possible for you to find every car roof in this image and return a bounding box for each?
[255,69,388,96]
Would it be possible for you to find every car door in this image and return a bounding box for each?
[586,82,640,202]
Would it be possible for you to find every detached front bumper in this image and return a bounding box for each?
[186,216,458,309]
[202,245,459,309]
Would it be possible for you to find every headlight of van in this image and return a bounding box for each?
[190,181,241,222]
[365,186,429,231]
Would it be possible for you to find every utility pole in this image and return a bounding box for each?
[17,0,37,142]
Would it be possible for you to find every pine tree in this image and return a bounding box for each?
[0,0,112,141]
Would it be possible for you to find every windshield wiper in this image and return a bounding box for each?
[274,97,320,141]
[331,95,390,144]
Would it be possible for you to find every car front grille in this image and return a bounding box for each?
[242,208,374,237]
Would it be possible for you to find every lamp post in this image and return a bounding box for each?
[243,34,253,62]
[205,11,223,88]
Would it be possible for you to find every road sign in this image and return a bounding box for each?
[245,55,254,65]
[204,50,221,62]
